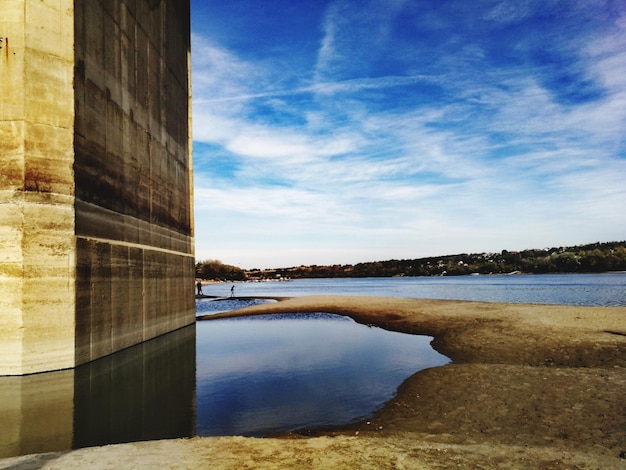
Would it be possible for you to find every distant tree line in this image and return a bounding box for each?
[245,241,626,280]
[195,260,246,281]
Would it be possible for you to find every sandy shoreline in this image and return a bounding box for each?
[2,295,625,469]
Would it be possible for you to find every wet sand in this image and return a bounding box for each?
[2,295,625,469]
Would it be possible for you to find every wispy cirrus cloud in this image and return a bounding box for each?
[190,0,626,268]
[194,74,441,104]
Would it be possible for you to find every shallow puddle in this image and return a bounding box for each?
[196,312,449,436]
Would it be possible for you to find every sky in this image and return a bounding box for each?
[189,0,626,270]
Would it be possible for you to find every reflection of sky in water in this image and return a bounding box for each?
[196,313,449,436]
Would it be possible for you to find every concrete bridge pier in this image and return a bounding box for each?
[0,0,195,375]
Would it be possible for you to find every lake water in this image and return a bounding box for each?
[1,273,624,458]
[200,272,626,307]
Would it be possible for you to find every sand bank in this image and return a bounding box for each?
[2,295,625,469]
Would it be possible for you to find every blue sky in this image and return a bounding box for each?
[190,0,626,270]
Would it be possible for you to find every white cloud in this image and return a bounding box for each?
[190,1,626,268]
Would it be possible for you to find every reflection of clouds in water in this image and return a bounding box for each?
[195,316,448,436]
[197,316,442,377]
[197,318,359,376]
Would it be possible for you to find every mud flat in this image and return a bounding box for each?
[2,295,625,469]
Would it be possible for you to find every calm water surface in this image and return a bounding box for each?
[195,312,448,437]
[201,272,626,307]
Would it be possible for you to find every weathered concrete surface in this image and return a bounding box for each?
[0,0,194,375]
[0,324,196,459]
[0,0,77,375]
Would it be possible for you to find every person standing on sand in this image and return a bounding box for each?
[196,281,203,296]
[230,285,235,298]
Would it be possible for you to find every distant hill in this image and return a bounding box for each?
[245,241,626,280]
